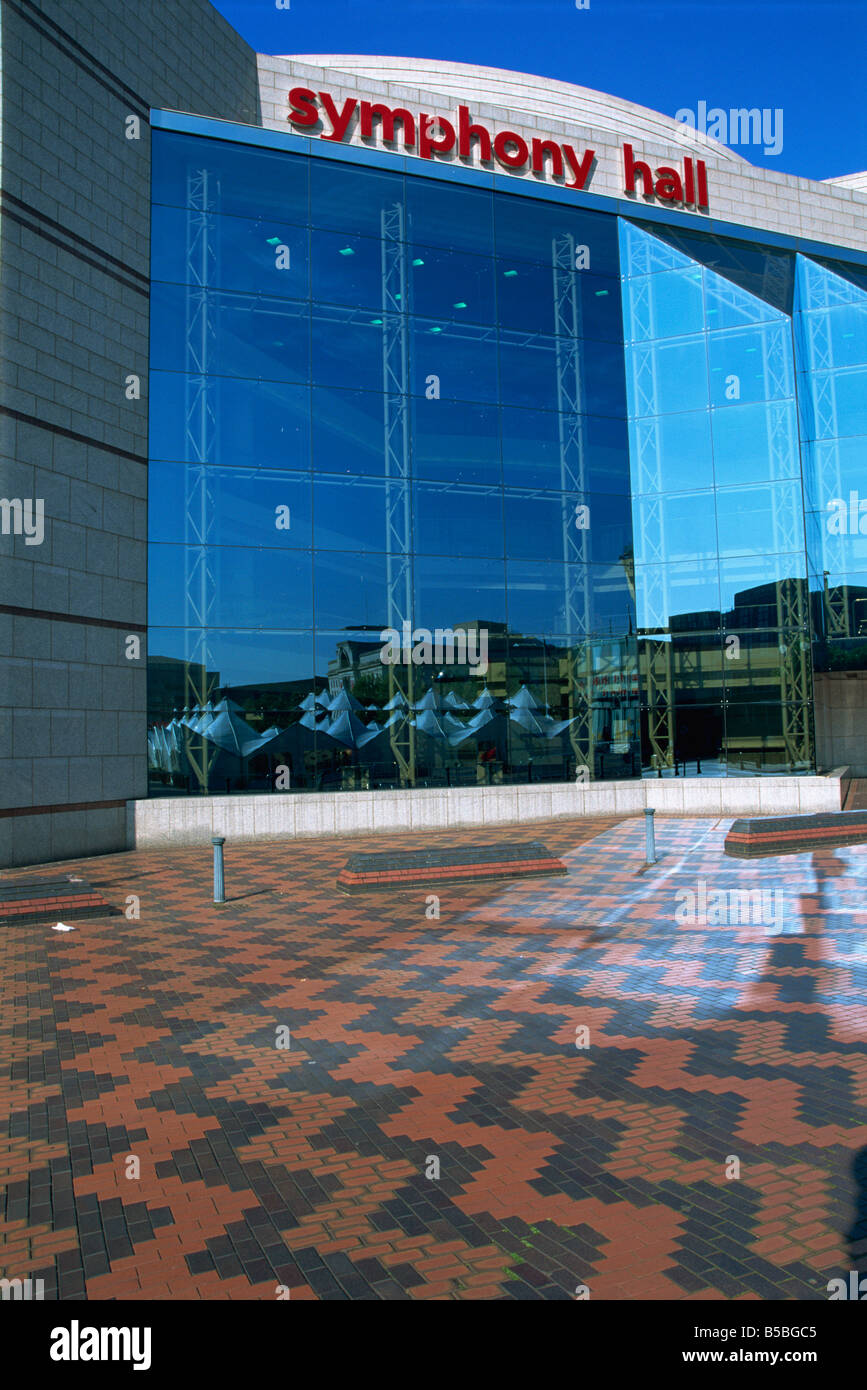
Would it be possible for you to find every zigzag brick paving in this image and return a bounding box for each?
[1,815,866,1301]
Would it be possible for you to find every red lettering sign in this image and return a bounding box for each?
[285,88,710,211]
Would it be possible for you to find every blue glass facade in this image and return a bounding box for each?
[146,123,867,795]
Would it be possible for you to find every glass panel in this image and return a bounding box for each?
[668,703,725,775]
[407,247,496,325]
[804,368,867,439]
[313,475,391,552]
[711,401,799,485]
[724,701,812,774]
[311,304,386,392]
[313,550,390,630]
[496,259,560,336]
[494,196,619,276]
[502,409,630,494]
[626,336,709,417]
[505,561,632,637]
[715,480,804,558]
[634,559,721,632]
[151,207,310,298]
[414,556,507,630]
[628,411,714,495]
[151,131,309,221]
[413,481,504,557]
[148,544,314,629]
[704,274,785,330]
[722,629,791,700]
[410,319,498,402]
[577,276,623,344]
[311,386,387,476]
[147,628,318,795]
[622,267,705,343]
[637,492,718,563]
[148,373,310,470]
[640,222,794,315]
[504,490,632,564]
[412,398,500,484]
[405,178,494,255]
[498,331,559,412]
[707,322,794,406]
[151,284,310,382]
[311,228,387,312]
[148,628,315,712]
[310,159,404,237]
[719,555,807,627]
[149,463,313,548]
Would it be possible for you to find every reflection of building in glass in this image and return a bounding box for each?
[131,58,867,796]
[144,118,867,792]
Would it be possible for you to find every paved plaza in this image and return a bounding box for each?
[1,814,866,1300]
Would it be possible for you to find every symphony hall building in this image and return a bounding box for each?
[2,0,867,866]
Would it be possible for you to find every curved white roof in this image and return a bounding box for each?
[281,55,748,166]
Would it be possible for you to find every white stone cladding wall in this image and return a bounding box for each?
[257,55,867,256]
[129,775,845,851]
[0,0,259,869]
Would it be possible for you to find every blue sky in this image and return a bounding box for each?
[211,0,865,181]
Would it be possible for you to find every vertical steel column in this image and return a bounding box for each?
[381,203,415,785]
[183,168,220,792]
[553,233,594,774]
[624,229,674,772]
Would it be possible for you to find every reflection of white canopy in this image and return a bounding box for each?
[473,687,497,710]
[412,709,450,738]
[508,685,542,711]
[414,688,441,712]
[384,691,408,710]
[298,691,319,712]
[510,706,576,740]
[204,698,284,758]
[190,700,216,733]
[444,692,470,710]
[326,710,382,748]
[328,687,363,713]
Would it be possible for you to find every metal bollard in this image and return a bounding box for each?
[212,836,226,904]
[644,808,657,866]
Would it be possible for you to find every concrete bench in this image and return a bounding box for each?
[0,878,116,925]
[337,841,567,892]
[725,811,867,859]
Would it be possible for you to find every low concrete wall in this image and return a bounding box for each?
[128,775,845,849]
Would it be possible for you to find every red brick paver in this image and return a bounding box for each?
[1,813,865,1300]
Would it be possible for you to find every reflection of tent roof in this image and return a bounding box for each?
[190,700,216,732]
[315,691,332,708]
[326,710,382,748]
[414,688,441,712]
[444,692,470,710]
[384,691,408,709]
[412,709,450,738]
[203,698,284,758]
[508,685,542,710]
[510,706,576,740]
[328,687,364,713]
[473,687,497,709]
[298,691,318,712]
